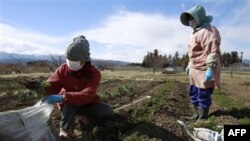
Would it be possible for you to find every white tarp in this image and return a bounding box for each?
[0,100,56,141]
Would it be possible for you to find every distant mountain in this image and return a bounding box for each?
[243,59,250,65]
[92,59,130,66]
[0,51,63,64]
[0,51,56,60]
[0,51,130,66]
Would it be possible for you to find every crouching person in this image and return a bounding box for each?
[44,35,113,139]
[180,5,222,120]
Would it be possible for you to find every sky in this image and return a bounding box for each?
[0,0,249,63]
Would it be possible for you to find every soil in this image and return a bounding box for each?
[0,76,248,141]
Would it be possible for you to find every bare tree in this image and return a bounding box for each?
[8,55,25,74]
[142,49,167,74]
[49,54,65,71]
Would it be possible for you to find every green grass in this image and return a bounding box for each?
[0,76,47,104]
[0,77,24,93]
[123,132,144,141]
[132,80,174,122]
[239,117,250,125]
[213,89,250,125]
[213,90,244,109]
[188,116,221,132]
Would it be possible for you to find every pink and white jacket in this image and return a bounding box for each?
[188,25,222,89]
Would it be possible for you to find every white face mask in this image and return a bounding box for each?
[66,59,84,71]
[189,19,198,29]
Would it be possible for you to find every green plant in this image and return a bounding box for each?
[30,81,51,98]
[117,84,133,95]
[123,132,143,141]
[98,90,112,101]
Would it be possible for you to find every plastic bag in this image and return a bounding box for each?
[193,128,224,141]
[0,100,56,141]
[177,120,224,141]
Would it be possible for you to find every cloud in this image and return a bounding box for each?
[219,25,250,60]
[1,2,249,63]
[180,3,186,8]
[84,11,190,62]
[220,25,250,42]
[231,0,250,24]
[84,8,250,62]
[218,0,250,59]
[0,22,67,55]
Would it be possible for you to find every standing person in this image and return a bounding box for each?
[180,5,222,120]
[44,35,113,139]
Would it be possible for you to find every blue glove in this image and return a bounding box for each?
[204,68,214,82]
[46,95,63,104]
[185,66,189,75]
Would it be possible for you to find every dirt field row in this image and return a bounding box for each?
[0,71,250,141]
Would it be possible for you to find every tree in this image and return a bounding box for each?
[180,53,189,69]
[222,52,230,66]
[231,51,240,64]
[241,52,243,63]
[222,51,243,66]
[173,51,180,67]
[142,49,167,74]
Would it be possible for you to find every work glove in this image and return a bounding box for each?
[45,95,63,104]
[185,66,189,75]
[204,68,214,83]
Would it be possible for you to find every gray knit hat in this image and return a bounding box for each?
[66,35,90,61]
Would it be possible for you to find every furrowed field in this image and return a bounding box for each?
[0,68,250,141]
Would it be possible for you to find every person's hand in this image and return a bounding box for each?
[204,68,214,83]
[45,95,63,104]
[185,66,189,75]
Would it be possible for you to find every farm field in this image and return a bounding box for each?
[0,70,250,141]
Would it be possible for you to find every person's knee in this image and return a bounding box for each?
[199,99,212,108]
[60,106,77,131]
[95,103,113,119]
[61,105,78,120]
[101,103,113,117]
[190,93,199,105]
[105,106,113,117]
[189,85,199,104]
[189,85,198,97]
[198,89,212,108]
[62,105,77,112]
